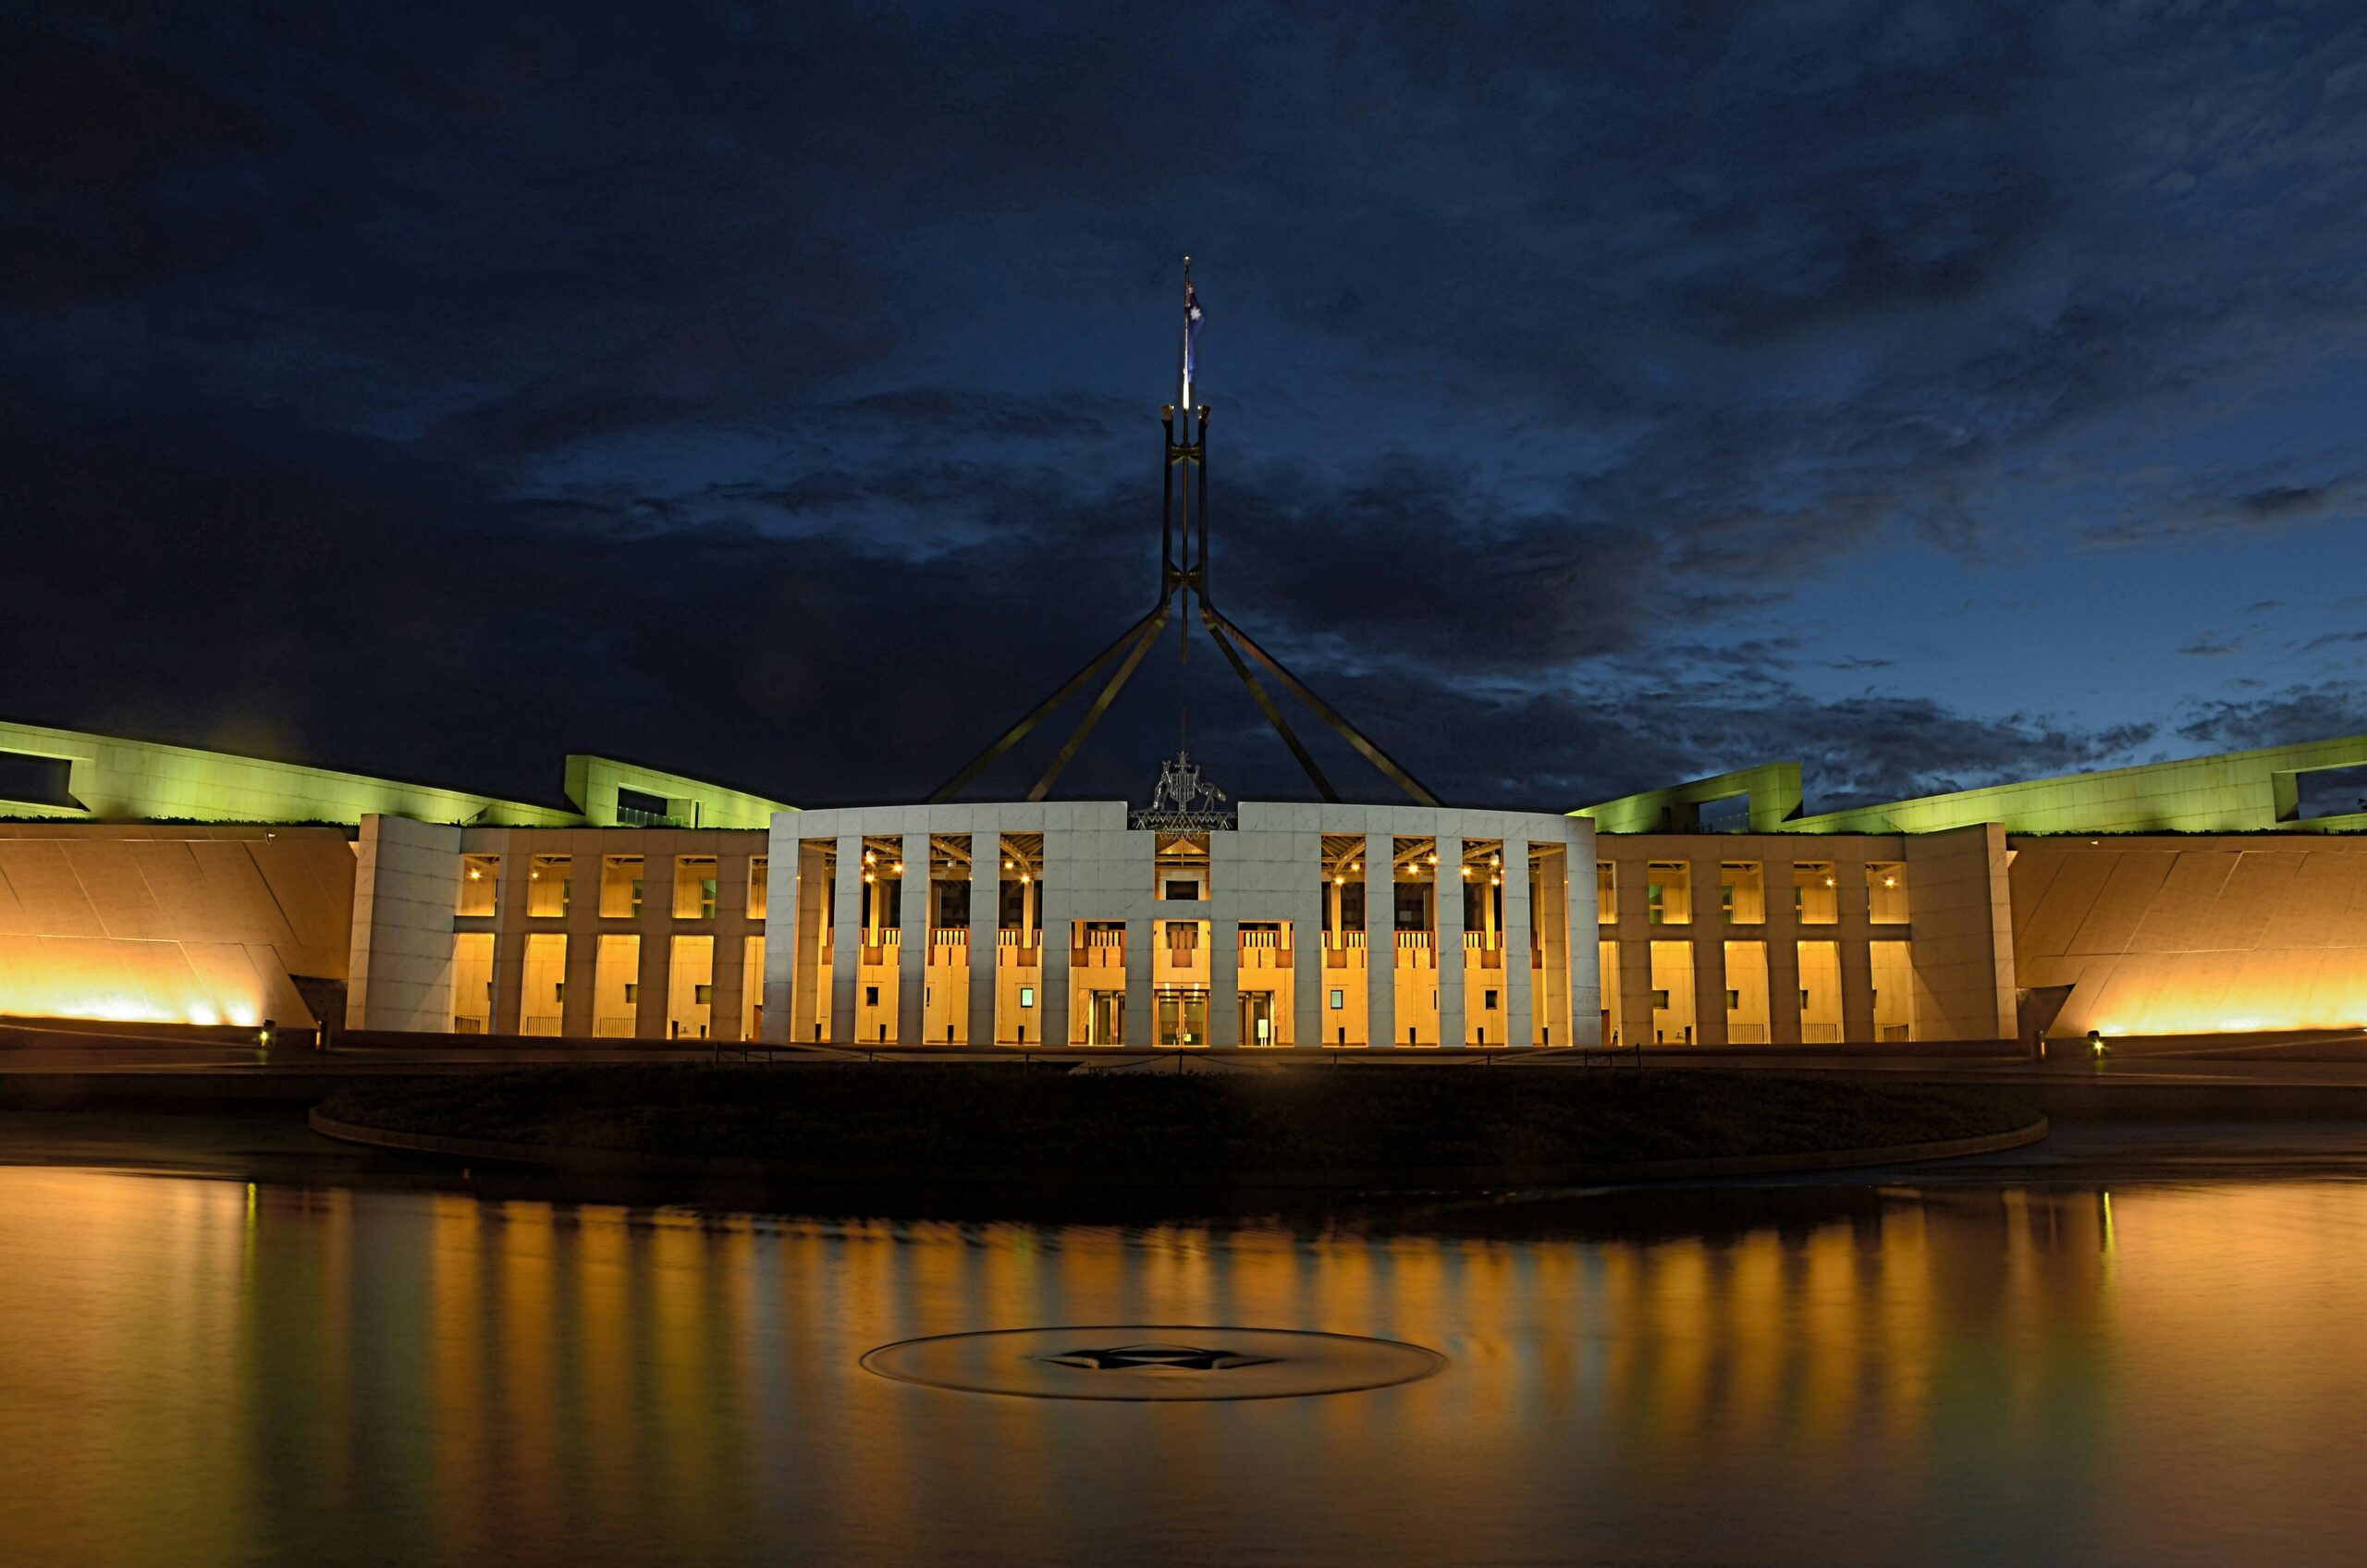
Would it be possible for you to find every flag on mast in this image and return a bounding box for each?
[1184,275,1202,390]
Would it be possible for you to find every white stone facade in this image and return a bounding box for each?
[762,802,1597,1048]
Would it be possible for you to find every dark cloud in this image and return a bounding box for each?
[4,2,2366,811]
[2177,684,2367,753]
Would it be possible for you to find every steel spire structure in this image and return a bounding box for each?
[930,258,1440,807]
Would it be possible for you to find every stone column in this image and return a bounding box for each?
[1123,913,1154,1048]
[968,827,998,1047]
[1290,880,1322,1050]
[1436,834,1465,1047]
[1366,832,1395,1047]
[760,826,797,1043]
[1764,860,1802,1046]
[1566,830,1600,1046]
[897,836,926,1045]
[829,832,863,1046]
[1208,913,1239,1046]
[1503,839,1534,1047]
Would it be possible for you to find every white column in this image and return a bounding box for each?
[761,820,797,1042]
[1504,838,1534,1047]
[1208,913,1239,1046]
[1366,830,1395,1047]
[1436,834,1465,1046]
[968,826,997,1046]
[1123,914,1154,1047]
[897,834,926,1045]
[1569,825,1601,1046]
[829,832,863,1045]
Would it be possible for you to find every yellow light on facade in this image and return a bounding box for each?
[891,861,903,874]
[1003,859,1013,869]
[1019,872,1031,884]
[1427,851,1438,864]
[468,868,482,880]
[1883,876,1895,887]
[862,872,874,884]
[1350,860,1361,871]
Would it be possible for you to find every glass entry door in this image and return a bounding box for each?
[1239,993,1274,1047]
[1087,991,1124,1046]
[1156,986,1208,1047]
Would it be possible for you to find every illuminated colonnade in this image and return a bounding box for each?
[761,802,1597,1047]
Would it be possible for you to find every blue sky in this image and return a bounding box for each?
[5,2,2365,809]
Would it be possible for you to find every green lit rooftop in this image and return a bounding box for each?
[1572,736,2367,837]
[0,719,795,830]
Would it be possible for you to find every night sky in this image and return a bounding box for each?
[6,4,2366,813]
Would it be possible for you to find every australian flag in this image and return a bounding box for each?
[1185,279,1205,382]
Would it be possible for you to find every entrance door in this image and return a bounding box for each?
[1157,986,1208,1047]
[1239,992,1273,1047]
[1088,991,1124,1046]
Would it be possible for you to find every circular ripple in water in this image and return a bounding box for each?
[860,1325,1446,1402]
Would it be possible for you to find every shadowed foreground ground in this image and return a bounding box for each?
[319,1064,2039,1177]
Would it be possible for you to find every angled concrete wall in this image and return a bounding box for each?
[2011,835,2367,1036]
[0,822,354,1028]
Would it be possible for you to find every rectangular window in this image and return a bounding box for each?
[1165,879,1200,901]
[456,853,499,917]
[1649,940,1696,1043]
[1867,862,1909,924]
[1797,939,1843,1043]
[748,857,768,919]
[1723,939,1771,1044]
[1019,986,1036,1010]
[865,985,879,1007]
[1330,988,1344,1010]
[1598,862,1616,924]
[1870,939,1914,1041]
[674,855,718,919]
[1793,863,1837,925]
[600,855,644,918]
[526,853,570,918]
[1645,862,1690,925]
[668,935,715,1039]
[451,932,495,1032]
[595,934,640,1037]
[1484,989,1499,1010]
[743,934,766,1039]
[521,932,567,1035]
[1719,862,1764,924]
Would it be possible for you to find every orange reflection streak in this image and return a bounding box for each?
[4,1170,2367,1565]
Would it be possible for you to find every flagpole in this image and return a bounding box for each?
[1180,253,1193,417]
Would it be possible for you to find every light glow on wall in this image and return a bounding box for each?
[0,937,275,1031]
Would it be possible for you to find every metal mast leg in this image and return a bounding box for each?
[928,600,1171,802]
[1026,605,1171,801]
[1201,606,1337,801]
[1205,608,1441,806]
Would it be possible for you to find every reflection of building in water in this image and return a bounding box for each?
[7,717,2367,1047]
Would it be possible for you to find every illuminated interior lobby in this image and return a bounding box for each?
[6,715,2367,1048]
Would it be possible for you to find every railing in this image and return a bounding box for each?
[1394,930,1432,949]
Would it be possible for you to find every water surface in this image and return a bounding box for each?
[3,1125,2364,1566]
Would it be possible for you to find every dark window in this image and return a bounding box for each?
[615,786,673,824]
[1484,990,1499,1009]
[0,751,77,809]
[865,986,879,1007]
[1165,878,1200,900]
[1394,882,1429,930]
[1340,880,1366,931]
[937,880,971,926]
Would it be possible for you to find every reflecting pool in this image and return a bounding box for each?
[2,1147,2365,1565]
